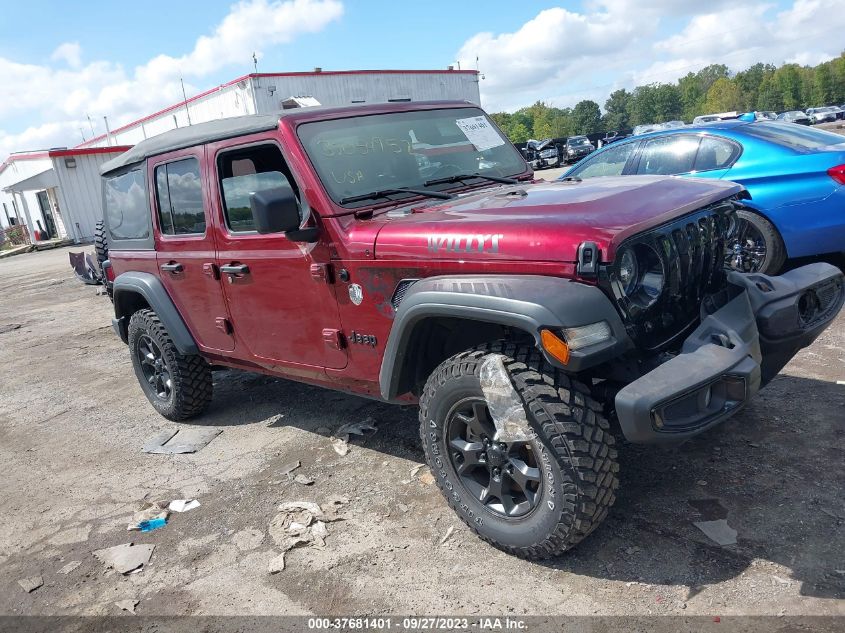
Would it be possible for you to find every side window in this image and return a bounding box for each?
[105,169,149,240]
[636,136,700,175]
[569,142,636,178]
[694,136,740,172]
[155,157,205,235]
[218,144,299,233]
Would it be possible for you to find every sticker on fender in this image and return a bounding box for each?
[454,116,505,152]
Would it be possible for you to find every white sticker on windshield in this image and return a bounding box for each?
[454,116,506,152]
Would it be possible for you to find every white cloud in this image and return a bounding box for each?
[461,0,845,112]
[0,0,343,159]
[51,42,82,68]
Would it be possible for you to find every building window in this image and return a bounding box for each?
[154,157,206,235]
[388,98,411,102]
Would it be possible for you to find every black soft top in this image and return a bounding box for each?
[99,113,283,175]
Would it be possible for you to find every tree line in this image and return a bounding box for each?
[489,53,845,143]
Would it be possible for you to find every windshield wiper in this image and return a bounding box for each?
[423,173,519,187]
[339,187,455,205]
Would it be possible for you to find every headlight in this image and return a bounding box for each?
[615,245,664,308]
[618,248,638,295]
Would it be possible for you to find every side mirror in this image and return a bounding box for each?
[249,186,302,235]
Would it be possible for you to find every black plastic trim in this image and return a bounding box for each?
[111,272,198,355]
[378,275,633,400]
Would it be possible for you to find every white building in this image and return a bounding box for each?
[1,69,480,242]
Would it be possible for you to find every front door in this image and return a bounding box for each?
[150,148,235,352]
[208,138,346,370]
[36,190,57,238]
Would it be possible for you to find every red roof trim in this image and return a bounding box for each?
[49,146,133,158]
[76,69,479,148]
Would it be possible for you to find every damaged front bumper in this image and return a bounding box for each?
[615,263,844,444]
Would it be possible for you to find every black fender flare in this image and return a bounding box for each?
[378,275,632,400]
[111,272,198,355]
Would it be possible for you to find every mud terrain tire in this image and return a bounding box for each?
[419,342,619,558]
[128,309,212,420]
[94,220,113,300]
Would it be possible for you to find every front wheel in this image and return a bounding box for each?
[727,209,786,274]
[128,309,212,420]
[419,343,619,558]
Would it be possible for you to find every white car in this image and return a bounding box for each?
[806,106,839,124]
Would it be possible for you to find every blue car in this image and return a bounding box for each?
[560,121,845,273]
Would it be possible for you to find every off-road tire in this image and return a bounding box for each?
[419,342,619,558]
[93,220,113,300]
[736,209,786,274]
[128,309,212,420]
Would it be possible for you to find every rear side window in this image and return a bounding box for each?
[741,122,845,151]
[694,136,740,172]
[569,142,636,178]
[218,144,299,233]
[636,135,699,175]
[155,158,206,235]
[104,170,149,240]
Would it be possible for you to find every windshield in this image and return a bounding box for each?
[297,107,526,206]
[569,137,589,145]
[742,121,845,151]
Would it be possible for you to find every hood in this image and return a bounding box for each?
[372,176,743,263]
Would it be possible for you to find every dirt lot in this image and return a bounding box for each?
[0,246,843,617]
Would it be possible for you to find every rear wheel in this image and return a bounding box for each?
[128,309,212,420]
[727,210,786,274]
[419,342,619,558]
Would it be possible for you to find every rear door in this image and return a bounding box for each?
[632,134,739,179]
[150,148,235,352]
[208,136,347,370]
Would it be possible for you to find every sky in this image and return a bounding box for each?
[1,0,843,159]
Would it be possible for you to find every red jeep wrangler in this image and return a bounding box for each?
[100,101,844,558]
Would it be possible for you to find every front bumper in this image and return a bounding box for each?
[615,263,844,443]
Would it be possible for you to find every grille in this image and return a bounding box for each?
[391,279,419,311]
[601,201,735,351]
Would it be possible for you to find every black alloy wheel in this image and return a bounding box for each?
[446,397,542,518]
[726,209,786,274]
[136,334,173,401]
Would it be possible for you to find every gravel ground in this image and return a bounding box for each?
[0,246,843,617]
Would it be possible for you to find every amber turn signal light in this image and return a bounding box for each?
[540,329,570,365]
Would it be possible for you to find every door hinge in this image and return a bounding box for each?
[215,317,233,335]
[322,328,345,350]
[310,263,334,284]
[203,262,220,280]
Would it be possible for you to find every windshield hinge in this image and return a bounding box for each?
[577,241,600,277]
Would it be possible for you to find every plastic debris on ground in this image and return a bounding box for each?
[18,576,43,593]
[115,599,139,614]
[168,499,200,513]
[409,464,425,477]
[693,519,738,546]
[330,436,350,456]
[127,501,169,531]
[479,354,533,442]
[93,543,155,574]
[142,428,222,454]
[439,526,455,545]
[293,474,314,486]
[335,419,377,437]
[267,497,348,573]
[57,561,81,575]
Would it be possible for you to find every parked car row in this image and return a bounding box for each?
[520,136,596,169]
[560,119,845,274]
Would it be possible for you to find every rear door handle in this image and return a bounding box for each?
[220,263,250,275]
[160,262,183,273]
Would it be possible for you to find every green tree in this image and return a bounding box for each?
[704,78,743,113]
[572,100,603,134]
[773,64,804,110]
[813,63,835,105]
[603,89,631,130]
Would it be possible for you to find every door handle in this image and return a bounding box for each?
[220,263,250,275]
[160,262,183,273]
